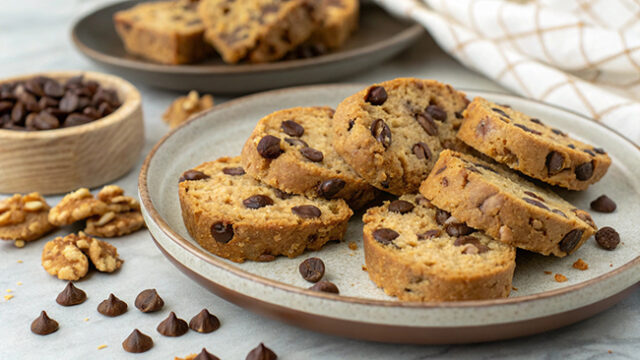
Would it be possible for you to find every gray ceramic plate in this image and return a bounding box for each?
[71,1,424,94]
[139,84,640,344]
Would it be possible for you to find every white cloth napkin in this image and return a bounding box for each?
[373,0,640,144]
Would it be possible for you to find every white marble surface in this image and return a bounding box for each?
[0,1,638,359]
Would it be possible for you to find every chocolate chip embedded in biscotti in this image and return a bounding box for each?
[179,170,210,183]
[299,257,325,283]
[552,209,568,218]
[514,123,542,135]
[593,147,606,154]
[273,188,293,200]
[524,191,545,202]
[300,146,323,162]
[568,144,576,149]
[575,161,594,181]
[417,229,441,240]
[559,229,584,253]
[222,167,245,176]
[257,135,282,159]
[546,151,565,176]
[317,179,345,199]
[529,118,545,126]
[388,200,414,214]
[590,195,616,213]
[243,195,274,209]
[371,119,391,148]
[435,208,450,225]
[551,128,567,136]
[523,197,550,211]
[454,236,489,254]
[284,137,308,147]
[372,228,399,245]
[211,222,234,243]
[583,149,595,156]
[412,142,432,161]
[415,112,438,136]
[281,120,304,137]
[492,107,510,119]
[347,119,355,131]
[426,104,447,121]
[595,226,620,250]
[364,86,387,105]
[291,205,321,219]
[445,222,475,236]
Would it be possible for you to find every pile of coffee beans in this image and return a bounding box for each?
[0,75,121,131]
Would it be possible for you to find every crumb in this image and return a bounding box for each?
[512,287,518,291]
[349,253,354,257]
[554,273,567,282]
[572,258,589,271]
[543,271,552,275]
[16,282,22,286]
[17,260,23,263]
[84,318,89,322]
[608,350,612,354]
[4,294,14,301]
[610,264,613,267]
[348,241,357,250]
[14,240,25,248]
[6,289,12,293]
[97,345,107,350]
[361,265,367,272]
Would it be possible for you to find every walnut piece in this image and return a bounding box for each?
[0,193,56,244]
[163,90,214,129]
[97,185,140,213]
[75,232,124,272]
[48,188,109,226]
[85,211,145,238]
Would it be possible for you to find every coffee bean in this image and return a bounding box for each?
[590,195,616,213]
[595,226,620,250]
[514,123,542,135]
[33,111,60,130]
[308,280,339,294]
[43,80,64,98]
[122,329,153,353]
[593,147,606,154]
[300,146,323,162]
[243,195,274,209]
[558,229,583,253]
[82,106,100,119]
[222,166,245,176]
[59,92,79,113]
[292,205,321,218]
[575,162,594,181]
[551,128,566,136]
[372,228,399,245]
[492,107,510,119]
[11,101,25,123]
[257,135,282,159]
[523,197,550,211]
[179,169,210,182]
[299,257,325,283]
[388,200,414,214]
[97,294,128,317]
[284,137,308,147]
[189,309,220,333]
[417,229,441,240]
[454,236,489,254]
[246,343,278,360]
[317,178,345,199]
[24,78,45,97]
[98,102,114,117]
[415,112,438,136]
[39,96,59,109]
[55,282,86,306]
[135,289,164,313]
[31,311,58,335]
[445,222,475,237]
[546,151,564,176]
[0,101,12,114]
[371,119,391,148]
[435,208,451,225]
[364,86,387,105]
[281,120,304,137]
[157,312,189,337]
[426,104,447,121]
[194,348,221,360]
[211,222,234,243]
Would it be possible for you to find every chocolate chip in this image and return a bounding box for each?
[492,107,510,119]
[371,119,391,148]
[55,282,86,306]
[423,105,446,122]
[445,223,475,236]
[221,167,244,176]
[595,226,620,250]
[157,312,188,337]
[551,128,566,136]
[122,329,153,353]
[281,120,304,137]
[380,179,390,189]
[524,191,545,202]
[454,236,489,254]
[257,135,282,159]
[388,200,414,214]
[243,195,274,209]
[309,280,339,294]
[32,111,59,130]
[417,229,441,240]
[568,144,576,149]
[435,165,447,175]
[559,229,584,253]
[31,311,58,335]
[135,289,164,313]
[97,294,128,317]
[455,111,463,119]
[246,343,278,360]
[593,147,606,154]
[347,119,355,131]
[514,123,542,135]
[552,209,568,218]
[291,205,321,218]
[284,137,308,147]
[372,228,399,245]
[364,86,387,105]
[466,165,481,173]
[317,179,345,199]
[590,195,616,213]
[194,348,221,360]
[211,222,234,243]
[415,194,431,206]
[299,257,325,283]
[575,161,594,181]
[300,146,323,162]
[583,149,596,156]
[415,112,438,136]
[179,169,210,183]
[435,208,451,225]
[273,188,293,200]
[529,118,544,126]
[546,151,565,176]
[523,197,550,210]
[189,309,220,333]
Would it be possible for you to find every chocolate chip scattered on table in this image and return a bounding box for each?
[122,329,153,353]
[135,288,164,313]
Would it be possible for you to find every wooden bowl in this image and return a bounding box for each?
[0,71,144,195]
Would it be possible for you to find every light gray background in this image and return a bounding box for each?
[0,1,638,359]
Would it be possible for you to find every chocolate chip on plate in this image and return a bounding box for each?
[55,282,86,306]
[595,226,620,250]
[157,312,189,337]
[211,222,234,243]
[257,135,282,159]
[308,280,339,294]
[135,289,164,313]
[243,195,274,209]
[246,343,278,360]
[122,329,153,353]
[97,293,128,317]
[372,228,399,245]
[388,200,414,214]
[317,178,345,199]
[299,257,325,283]
[194,348,221,360]
[281,120,304,137]
[222,166,245,176]
[364,86,387,105]
[590,195,616,213]
[189,309,221,333]
[291,205,321,219]
[31,311,59,335]
[300,146,323,162]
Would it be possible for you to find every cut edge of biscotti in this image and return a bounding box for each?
[178,156,353,263]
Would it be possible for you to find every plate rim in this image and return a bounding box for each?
[70,0,425,75]
[138,83,640,309]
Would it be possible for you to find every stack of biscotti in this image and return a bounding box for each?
[113,0,359,65]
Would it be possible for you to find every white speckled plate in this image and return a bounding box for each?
[139,84,640,344]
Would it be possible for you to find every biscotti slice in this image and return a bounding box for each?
[179,157,353,263]
[363,194,516,302]
[197,0,317,63]
[241,106,377,209]
[332,78,470,195]
[420,150,597,257]
[308,0,359,50]
[457,97,611,190]
[114,0,213,64]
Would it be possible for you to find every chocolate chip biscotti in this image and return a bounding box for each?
[363,194,516,302]
[197,0,317,63]
[457,97,612,190]
[179,157,353,263]
[420,150,597,257]
[332,78,470,195]
[241,106,377,209]
[114,0,213,65]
